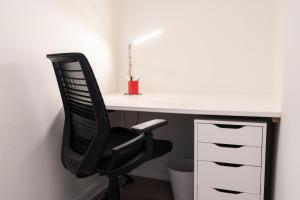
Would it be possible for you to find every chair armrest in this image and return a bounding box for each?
[130,119,168,134]
[113,134,145,152]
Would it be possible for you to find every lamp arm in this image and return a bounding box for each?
[128,44,133,80]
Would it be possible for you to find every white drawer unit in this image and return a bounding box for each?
[194,119,270,200]
[197,143,261,166]
[198,187,260,200]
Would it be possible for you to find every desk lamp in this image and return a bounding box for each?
[126,29,163,95]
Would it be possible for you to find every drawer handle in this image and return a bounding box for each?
[214,162,243,168]
[214,143,244,148]
[214,124,244,129]
[213,188,242,195]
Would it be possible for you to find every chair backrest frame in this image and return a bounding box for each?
[47,53,110,178]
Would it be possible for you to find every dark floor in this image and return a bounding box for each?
[93,176,173,200]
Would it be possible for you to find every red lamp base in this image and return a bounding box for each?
[126,80,140,95]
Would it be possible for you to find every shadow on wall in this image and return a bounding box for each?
[25,109,104,200]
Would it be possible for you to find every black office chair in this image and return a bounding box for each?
[47,53,173,200]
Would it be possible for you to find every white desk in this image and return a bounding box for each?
[103,93,281,118]
[103,93,280,200]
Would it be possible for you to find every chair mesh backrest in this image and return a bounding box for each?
[47,53,110,178]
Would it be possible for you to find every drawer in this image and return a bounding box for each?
[197,161,261,194]
[197,187,260,200]
[197,123,262,147]
[197,143,261,166]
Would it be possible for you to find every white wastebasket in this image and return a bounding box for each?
[168,158,194,200]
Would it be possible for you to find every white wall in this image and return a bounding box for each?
[0,0,116,199]
[274,0,300,199]
[115,0,281,99]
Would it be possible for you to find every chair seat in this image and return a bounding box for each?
[97,127,173,170]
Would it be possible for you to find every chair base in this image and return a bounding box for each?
[103,174,136,200]
[122,174,135,188]
[106,175,120,200]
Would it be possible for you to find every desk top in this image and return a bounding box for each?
[103,93,281,118]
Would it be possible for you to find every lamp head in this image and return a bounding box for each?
[131,29,163,46]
